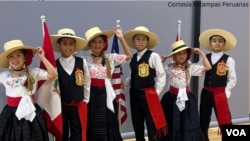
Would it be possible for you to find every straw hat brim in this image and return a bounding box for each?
[84,30,114,50]
[199,29,237,52]
[0,46,37,68]
[123,30,158,49]
[167,46,191,58]
[50,35,88,52]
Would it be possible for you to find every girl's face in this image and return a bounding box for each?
[8,49,26,70]
[209,35,226,53]
[58,37,76,58]
[133,34,148,52]
[173,50,188,65]
[89,36,106,54]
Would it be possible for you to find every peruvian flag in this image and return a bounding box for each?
[111,35,127,126]
[36,18,62,140]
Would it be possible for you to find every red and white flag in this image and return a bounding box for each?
[36,16,62,141]
[111,35,127,126]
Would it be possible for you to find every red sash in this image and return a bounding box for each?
[78,101,87,141]
[169,86,189,94]
[204,86,231,134]
[143,87,168,138]
[62,101,87,141]
[7,95,35,107]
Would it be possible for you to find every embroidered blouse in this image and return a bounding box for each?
[85,53,127,79]
[165,62,205,90]
[0,68,48,97]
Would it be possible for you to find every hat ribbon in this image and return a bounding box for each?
[172,44,187,52]
[62,33,74,36]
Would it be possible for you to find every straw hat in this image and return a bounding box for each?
[123,26,158,49]
[50,28,88,52]
[0,39,37,68]
[84,26,114,50]
[167,40,191,57]
[199,29,237,52]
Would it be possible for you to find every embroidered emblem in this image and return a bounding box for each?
[138,62,149,77]
[217,60,227,76]
[75,68,84,86]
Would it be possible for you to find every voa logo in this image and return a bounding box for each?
[226,128,246,136]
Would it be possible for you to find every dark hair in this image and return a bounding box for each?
[19,49,27,57]
[99,35,107,42]
[186,48,192,60]
[132,34,149,41]
[209,35,226,43]
[57,37,76,44]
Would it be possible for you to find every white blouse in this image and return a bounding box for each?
[165,62,205,90]
[0,68,48,97]
[84,53,127,79]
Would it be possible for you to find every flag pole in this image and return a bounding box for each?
[41,15,46,36]
[177,20,181,41]
[116,19,122,130]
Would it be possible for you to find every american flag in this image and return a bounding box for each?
[111,34,127,126]
[36,17,62,141]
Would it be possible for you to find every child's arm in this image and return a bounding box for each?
[114,27,132,61]
[225,57,237,98]
[193,48,211,71]
[36,47,58,80]
[83,58,91,103]
[161,55,168,63]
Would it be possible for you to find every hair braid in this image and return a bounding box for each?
[24,65,35,91]
[102,51,112,79]
[184,62,190,85]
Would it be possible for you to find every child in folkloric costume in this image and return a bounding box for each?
[124,26,168,141]
[50,28,91,141]
[83,26,132,141]
[198,29,237,141]
[0,39,58,141]
[161,40,211,141]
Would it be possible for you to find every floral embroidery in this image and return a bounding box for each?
[6,78,25,89]
[114,54,125,62]
[166,63,205,88]
[168,67,186,79]
[86,53,125,79]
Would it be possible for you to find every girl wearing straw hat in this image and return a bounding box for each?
[198,29,237,141]
[160,40,211,141]
[51,28,91,141]
[83,26,131,141]
[0,39,58,141]
[123,26,167,141]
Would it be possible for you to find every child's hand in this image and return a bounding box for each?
[161,55,168,62]
[121,81,125,89]
[114,27,123,38]
[192,48,203,55]
[37,47,45,59]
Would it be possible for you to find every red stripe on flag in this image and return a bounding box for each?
[112,73,121,79]
[116,93,125,100]
[112,84,121,90]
